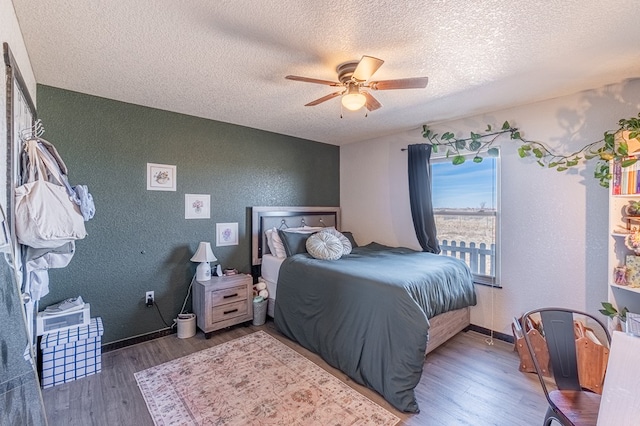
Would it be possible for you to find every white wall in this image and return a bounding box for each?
[341,79,640,336]
[1,0,36,209]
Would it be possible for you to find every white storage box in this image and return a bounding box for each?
[37,303,90,336]
[40,317,103,389]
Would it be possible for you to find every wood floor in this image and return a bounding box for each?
[41,321,548,425]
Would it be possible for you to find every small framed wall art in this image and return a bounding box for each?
[147,163,176,191]
[216,222,238,246]
[185,194,211,219]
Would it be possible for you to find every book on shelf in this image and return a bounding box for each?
[612,156,640,195]
[626,255,640,287]
[613,159,621,195]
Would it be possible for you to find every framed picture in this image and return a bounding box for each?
[147,163,176,191]
[216,222,238,246]
[185,194,210,219]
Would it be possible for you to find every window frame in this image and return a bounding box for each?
[431,150,501,287]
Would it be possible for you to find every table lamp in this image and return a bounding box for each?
[191,242,217,281]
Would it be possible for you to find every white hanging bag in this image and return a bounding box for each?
[14,140,87,249]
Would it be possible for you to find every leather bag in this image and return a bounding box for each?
[574,321,609,394]
[14,140,87,249]
[513,316,551,377]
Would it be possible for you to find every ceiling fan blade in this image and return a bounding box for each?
[352,56,384,82]
[368,77,429,90]
[285,75,341,86]
[304,91,343,106]
[362,92,382,111]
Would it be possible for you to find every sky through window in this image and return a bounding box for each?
[432,158,496,209]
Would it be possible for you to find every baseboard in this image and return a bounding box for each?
[101,323,514,353]
[467,324,514,344]
[102,327,176,352]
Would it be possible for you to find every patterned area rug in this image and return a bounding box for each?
[135,331,400,426]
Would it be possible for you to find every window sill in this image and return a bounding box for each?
[474,281,502,289]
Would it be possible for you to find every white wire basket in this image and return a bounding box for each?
[625,312,640,337]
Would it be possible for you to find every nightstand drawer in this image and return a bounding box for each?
[211,285,247,305]
[211,300,248,323]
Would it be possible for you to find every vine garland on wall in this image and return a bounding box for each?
[422,113,640,188]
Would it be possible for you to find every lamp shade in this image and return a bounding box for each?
[190,242,217,263]
[341,84,366,111]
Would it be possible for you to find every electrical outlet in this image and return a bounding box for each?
[146,291,154,307]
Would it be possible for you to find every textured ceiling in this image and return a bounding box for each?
[11,0,640,145]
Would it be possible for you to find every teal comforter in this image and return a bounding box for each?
[274,243,476,413]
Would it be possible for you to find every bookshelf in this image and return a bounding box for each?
[609,156,640,320]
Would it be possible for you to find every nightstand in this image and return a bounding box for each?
[192,274,253,338]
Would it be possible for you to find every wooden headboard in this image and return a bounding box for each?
[251,206,340,266]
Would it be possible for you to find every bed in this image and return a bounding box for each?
[251,206,477,413]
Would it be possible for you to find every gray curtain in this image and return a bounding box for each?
[408,144,440,253]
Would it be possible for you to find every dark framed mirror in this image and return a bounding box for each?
[2,41,47,425]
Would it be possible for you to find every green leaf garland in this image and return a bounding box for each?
[422,114,640,188]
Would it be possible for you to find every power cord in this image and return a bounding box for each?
[153,301,172,328]
[169,276,196,330]
[178,276,195,316]
[485,283,495,346]
[146,276,196,330]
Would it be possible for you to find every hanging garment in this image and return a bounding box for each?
[72,184,95,221]
[20,137,68,182]
[23,242,76,302]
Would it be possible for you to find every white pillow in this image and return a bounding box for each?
[320,227,352,255]
[264,227,275,255]
[265,227,286,258]
[306,232,344,260]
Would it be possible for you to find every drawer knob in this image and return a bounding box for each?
[224,308,239,315]
[223,293,238,299]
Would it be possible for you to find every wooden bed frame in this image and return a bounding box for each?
[251,206,470,355]
[426,306,470,354]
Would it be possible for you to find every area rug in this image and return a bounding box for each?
[134,331,400,426]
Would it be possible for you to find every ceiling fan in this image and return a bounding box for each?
[285,55,428,112]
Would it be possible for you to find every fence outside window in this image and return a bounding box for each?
[434,209,497,286]
[440,240,495,278]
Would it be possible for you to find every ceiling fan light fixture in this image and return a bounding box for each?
[341,85,366,111]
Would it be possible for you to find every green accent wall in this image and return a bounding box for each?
[36,85,339,344]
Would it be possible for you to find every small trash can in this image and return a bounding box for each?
[176,313,196,338]
[253,298,268,326]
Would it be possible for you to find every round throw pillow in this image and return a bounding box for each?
[306,232,344,260]
[320,227,353,255]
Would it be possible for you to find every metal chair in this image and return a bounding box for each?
[521,308,611,426]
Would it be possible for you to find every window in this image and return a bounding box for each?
[431,154,499,286]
